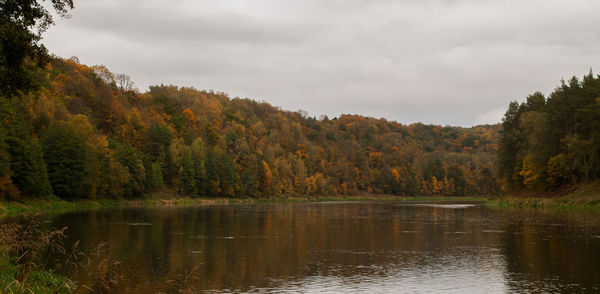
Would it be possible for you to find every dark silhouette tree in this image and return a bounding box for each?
[43,122,91,199]
[0,0,74,95]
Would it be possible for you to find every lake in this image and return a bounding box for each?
[22,202,600,293]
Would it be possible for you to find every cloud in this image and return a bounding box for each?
[68,5,313,46]
[43,0,600,126]
[475,107,507,126]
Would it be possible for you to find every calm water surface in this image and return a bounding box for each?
[27,202,600,293]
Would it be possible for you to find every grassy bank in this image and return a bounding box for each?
[1,217,123,293]
[0,194,491,218]
[0,197,249,218]
[0,257,71,294]
[255,195,488,203]
[486,181,600,211]
[3,185,599,218]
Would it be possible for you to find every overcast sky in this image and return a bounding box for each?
[43,0,600,126]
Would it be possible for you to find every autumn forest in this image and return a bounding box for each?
[1,55,598,202]
[4,1,600,293]
[1,57,503,200]
[1,1,599,202]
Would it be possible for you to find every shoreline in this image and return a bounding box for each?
[0,195,490,218]
[2,184,599,218]
[486,181,600,211]
[487,196,600,211]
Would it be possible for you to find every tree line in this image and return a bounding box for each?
[498,71,600,192]
[0,57,501,200]
[6,0,596,200]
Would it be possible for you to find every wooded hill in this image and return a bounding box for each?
[498,72,600,192]
[0,57,500,200]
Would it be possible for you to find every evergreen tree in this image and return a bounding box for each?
[43,122,91,199]
[0,0,74,95]
[190,138,206,196]
[0,127,18,199]
[111,139,145,198]
[0,98,51,198]
[181,148,195,195]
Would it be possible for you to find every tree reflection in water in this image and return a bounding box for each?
[42,202,600,293]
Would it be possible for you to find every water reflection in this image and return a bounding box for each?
[36,203,600,293]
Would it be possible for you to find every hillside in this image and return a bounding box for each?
[498,71,600,193]
[0,58,500,200]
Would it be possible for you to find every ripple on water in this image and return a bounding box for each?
[482,230,505,233]
[126,222,152,226]
[406,204,477,209]
[38,202,600,293]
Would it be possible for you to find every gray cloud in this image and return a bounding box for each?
[44,0,600,126]
[70,6,313,45]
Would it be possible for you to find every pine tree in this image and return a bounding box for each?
[43,122,91,199]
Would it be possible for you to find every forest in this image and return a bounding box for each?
[0,57,501,200]
[498,72,600,192]
[1,0,598,202]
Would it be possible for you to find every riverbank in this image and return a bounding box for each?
[0,256,71,294]
[486,181,600,211]
[0,194,490,218]
[0,197,245,218]
[3,182,598,218]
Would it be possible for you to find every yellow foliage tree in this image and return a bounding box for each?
[182,108,195,122]
[262,160,272,189]
[391,168,400,183]
[431,176,439,194]
[519,155,539,189]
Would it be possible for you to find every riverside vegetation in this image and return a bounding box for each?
[0,55,502,201]
[1,0,600,292]
[2,1,597,207]
[2,55,599,208]
[1,3,598,202]
[0,217,122,293]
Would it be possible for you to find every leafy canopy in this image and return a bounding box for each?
[0,0,74,95]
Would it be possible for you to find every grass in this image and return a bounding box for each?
[486,181,600,211]
[254,195,489,203]
[0,217,122,293]
[0,218,75,294]
[3,182,597,218]
[0,258,71,294]
[0,194,264,218]
[0,197,120,218]
[1,193,492,218]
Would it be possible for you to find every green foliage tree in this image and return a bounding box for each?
[180,148,195,195]
[1,55,506,201]
[0,127,18,199]
[190,138,206,196]
[499,71,600,192]
[0,0,74,95]
[0,98,51,198]
[146,161,164,192]
[110,139,145,198]
[145,122,172,161]
[43,122,91,199]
